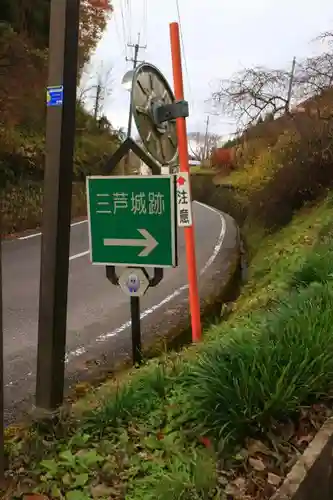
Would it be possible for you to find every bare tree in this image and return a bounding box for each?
[295,32,333,99]
[210,28,333,145]
[188,131,220,162]
[78,60,113,120]
[285,31,333,137]
[211,65,298,130]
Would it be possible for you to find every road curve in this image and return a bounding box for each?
[2,201,236,423]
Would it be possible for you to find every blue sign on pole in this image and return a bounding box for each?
[47,85,64,107]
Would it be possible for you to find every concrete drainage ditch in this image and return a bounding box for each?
[272,417,333,500]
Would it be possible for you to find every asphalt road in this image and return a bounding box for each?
[2,201,229,423]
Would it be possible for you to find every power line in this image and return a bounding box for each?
[118,0,148,64]
[126,0,132,44]
[141,0,148,46]
[113,8,127,57]
[144,0,148,44]
[120,0,129,49]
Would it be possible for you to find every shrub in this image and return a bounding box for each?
[209,187,248,225]
[2,181,87,234]
[249,127,333,230]
[0,128,45,186]
[186,283,333,446]
[191,175,216,201]
[2,181,43,234]
[235,137,272,168]
[74,132,120,180]
[227,145,283,194]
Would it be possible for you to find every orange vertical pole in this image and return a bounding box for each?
[169,22,202,342]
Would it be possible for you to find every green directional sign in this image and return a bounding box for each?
[86,175,177,268]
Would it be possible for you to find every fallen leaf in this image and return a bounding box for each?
[281,420,295,441]
[247,439,273,457]
[248,457,266,472]
[74,382,91,396]
[267,472,282,486]
[225,476,247,497]
[91,484,116,497]
[217,475,229,487]
[296,434,313,447]
[156,431,164,441]
[198,436,212,448]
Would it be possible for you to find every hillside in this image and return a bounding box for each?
[0,0,124,235]
[209,78,333,233]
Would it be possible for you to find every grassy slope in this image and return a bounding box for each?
[5,193,333,500]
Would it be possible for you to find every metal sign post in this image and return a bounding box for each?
[87,174,177,366]
[86,61,189,366]
[35,0,80,410]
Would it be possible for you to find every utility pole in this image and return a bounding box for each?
[35,0,80,411]
[125,42,140,138]
[123,33,146,174]
[203,115,210,161]
[286,56,296,113]
[93,82,102,121]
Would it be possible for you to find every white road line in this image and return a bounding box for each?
[72,219,88,227]
[69,250,90,261]
[5,202,227,386]
[18,219,88,240]
[18,233,42,241]
[66,202,226,362]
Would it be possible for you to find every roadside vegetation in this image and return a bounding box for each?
[4,190,333,499]
[3,6,333,499]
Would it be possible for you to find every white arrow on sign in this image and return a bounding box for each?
[103,229,158,257]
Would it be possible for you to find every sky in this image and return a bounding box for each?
[83,0,333,141]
